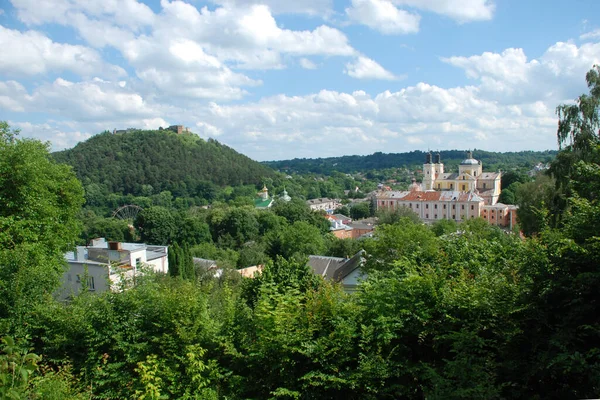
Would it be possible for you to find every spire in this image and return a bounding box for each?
[425,152,432,164]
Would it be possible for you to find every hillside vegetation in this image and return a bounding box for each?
[53,130,275,195]
[266,149,557,174]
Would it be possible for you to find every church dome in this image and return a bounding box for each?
[461,158,479,165]
[460,151,479,165]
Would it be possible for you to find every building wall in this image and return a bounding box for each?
[378,199,483,222]
[341,269,366,293]
[58,262,110,301]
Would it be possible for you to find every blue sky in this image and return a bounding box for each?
[1,0,600,161]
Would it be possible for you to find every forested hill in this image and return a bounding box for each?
[265,149,557,173]
[53,130,275,195]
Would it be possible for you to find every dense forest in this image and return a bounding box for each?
[1,66,600,399]
[53,130,275,196]
[265,149,557,174]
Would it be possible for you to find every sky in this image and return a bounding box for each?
[1,0,600,161]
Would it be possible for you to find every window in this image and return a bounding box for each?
[452,215,456,219]
[461,205,465,210]
[434,214,438,219]
[88,277,95,290]
[136,257,142,267]
[438,184,441,189]
[443,205,446,210]
[425,204,429,209]
[452,205,456,210]
[483,183,487,189]
[434,204,437,209]
[450,184,453,189]
[426,214,429,218]
[416,204,419,209]
[409,203,412,208]
[471,205,474,210]
[462,185,466,191]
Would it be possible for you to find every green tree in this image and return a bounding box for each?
[350,202,370,220]
[278,221,326,259]
[135,207,177,245]
[0,123,84,323]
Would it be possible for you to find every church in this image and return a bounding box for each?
[376,152,517,228]
[423,151,501,205]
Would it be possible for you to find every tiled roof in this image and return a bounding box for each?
[308,251,366,282]
[308,256,346,279]
[479,172,501,179]
[377,190,484,203]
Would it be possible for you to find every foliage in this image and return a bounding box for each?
[265,149,557,174]
[53,130,275,196]
[0,125,84,324]
[135,206,177,245]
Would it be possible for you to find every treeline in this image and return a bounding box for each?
[265,149,557,174]
[53,129,275,197]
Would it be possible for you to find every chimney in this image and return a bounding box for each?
[108,241,122,251]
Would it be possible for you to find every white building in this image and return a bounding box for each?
[57,238,168,300]
[306,198,342,213]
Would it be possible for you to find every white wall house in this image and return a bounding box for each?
[307,198,342,214]
[57,238,168,300]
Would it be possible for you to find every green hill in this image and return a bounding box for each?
[264,149,558,174]
[53,130,275,195]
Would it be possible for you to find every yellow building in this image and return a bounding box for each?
[423,151,501,205]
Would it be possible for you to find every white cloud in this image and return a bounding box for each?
[10,0,155,29]
[190,83,556,160]
[299,58,317,70]
[392,0,495,22]
[345,56,398,80]
[9,121,93,150]
[0,26,125,78]
[346,0,420,34]
[209,0,333,16]
[442,42,600,104]
[581,28,600,40]
[0,81,32,112]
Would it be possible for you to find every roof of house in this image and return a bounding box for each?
[333,214,351,221]
[307,256,347,280]
[307,198,340,205]
[307,250,365,282]
[478,172,501,179]
[333,250,366,281]
[377,190,484,203]
[254,198,274,208]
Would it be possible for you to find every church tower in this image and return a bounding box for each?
[423,152,436,190]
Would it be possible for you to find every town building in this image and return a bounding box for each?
[57,238,168,300]
[376,152,517,228]
[326,214,375,239]
[306,198,342,213]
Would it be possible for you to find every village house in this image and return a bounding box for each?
[58,238,168,300]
